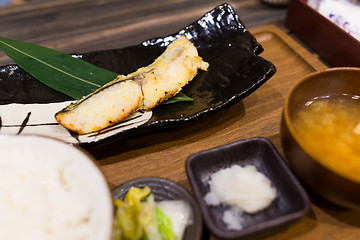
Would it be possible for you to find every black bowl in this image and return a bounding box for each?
[186,138,310,240]
[112,177,203,240]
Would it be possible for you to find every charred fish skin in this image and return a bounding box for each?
[55,35,209,134]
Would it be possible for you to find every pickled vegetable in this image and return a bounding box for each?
[113,187,191,240]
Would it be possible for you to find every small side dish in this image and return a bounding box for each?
[112,177,202,240]
[113,186,191,240]
[186,138,310,240]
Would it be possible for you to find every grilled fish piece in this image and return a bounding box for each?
[55,36,209,134]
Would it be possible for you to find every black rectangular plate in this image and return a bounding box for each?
[186,137,310,240]
[0,4,276,148]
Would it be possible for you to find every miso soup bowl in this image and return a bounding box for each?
[280,67,360,211]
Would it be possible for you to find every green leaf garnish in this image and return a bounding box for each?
[0,37,118,99]
[161,92,194,104]
[0,36,194,103]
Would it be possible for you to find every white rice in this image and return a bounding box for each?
[0,135,113,240]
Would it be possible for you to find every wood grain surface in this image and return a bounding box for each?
[1,0,359,239]
[0,0,287,66]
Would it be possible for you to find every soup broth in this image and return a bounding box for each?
[292,94,360,182]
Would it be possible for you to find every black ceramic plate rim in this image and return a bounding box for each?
[0,3,276,148]
[112,177,203,240]
[186,137,310,239]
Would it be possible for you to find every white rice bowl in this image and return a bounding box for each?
[0,135,113,240]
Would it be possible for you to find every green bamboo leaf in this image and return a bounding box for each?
[161,92,194,104]
[0,37,118,99]
[0,37,194,103]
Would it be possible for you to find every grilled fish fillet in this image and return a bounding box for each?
[55,36,209,134]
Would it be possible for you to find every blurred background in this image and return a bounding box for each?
[0,0,40,6]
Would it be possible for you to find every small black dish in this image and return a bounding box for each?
[186,137,310,240]
[112,177,203,240]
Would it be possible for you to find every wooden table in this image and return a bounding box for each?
[1,0,359,239]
